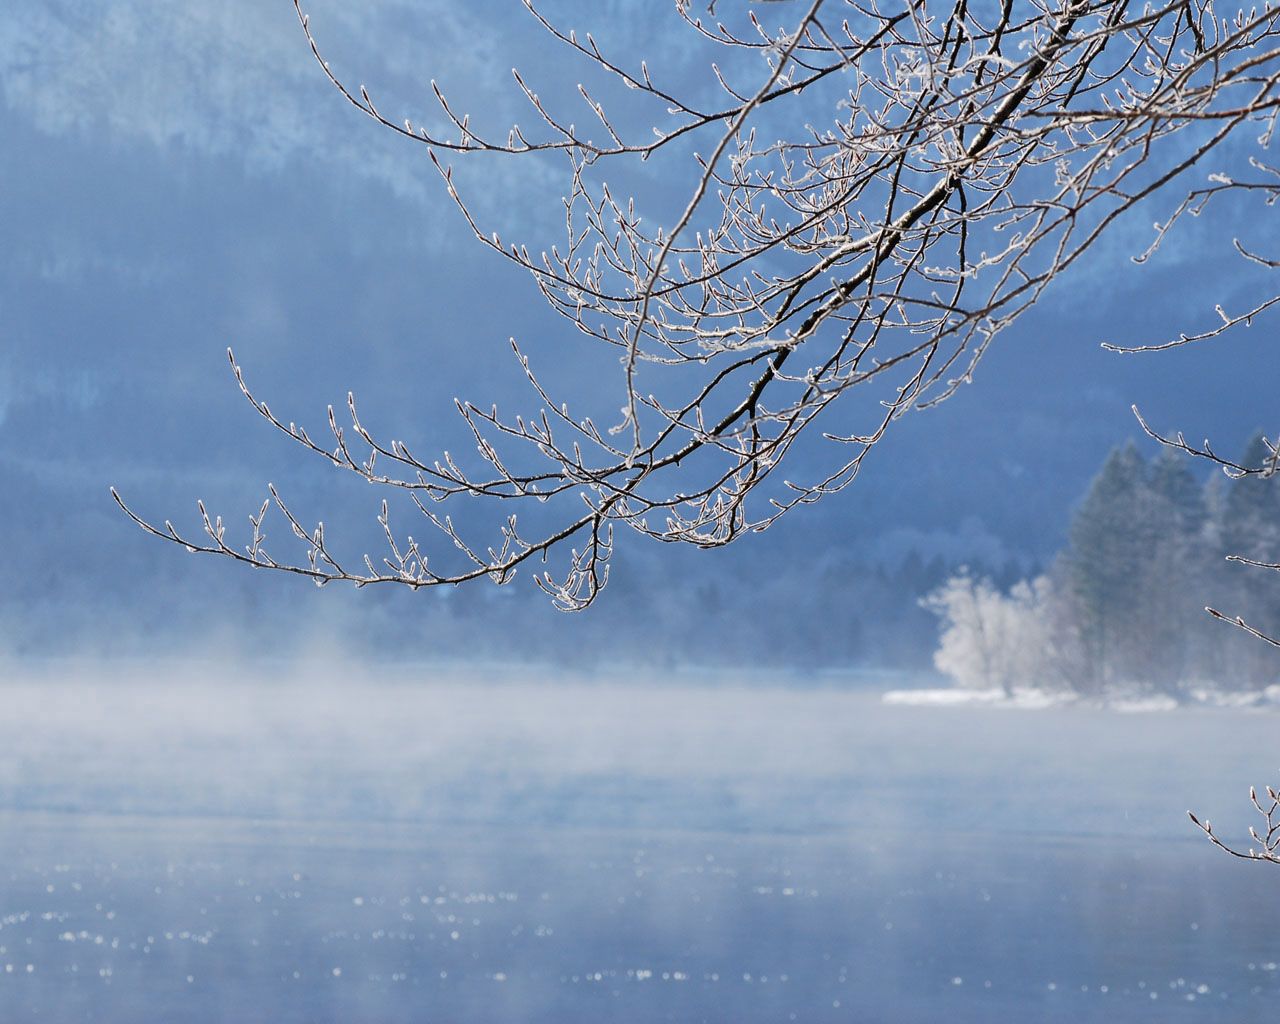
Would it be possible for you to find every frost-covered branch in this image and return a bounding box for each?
[116,0,1280,608]
[1189,785,1280,864]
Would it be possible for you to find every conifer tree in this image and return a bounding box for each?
[1066,443,1157,690]
[1140,450,1212,692]
[1215,433,1280,689]
[1149,449,1208,536]
[1220,434,1280,562]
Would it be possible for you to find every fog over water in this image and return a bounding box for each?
[3,665,1278,1022]
[4,3,1280,1021]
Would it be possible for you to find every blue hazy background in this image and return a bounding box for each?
[4,6,1280,1023]
[2,0,1275,667]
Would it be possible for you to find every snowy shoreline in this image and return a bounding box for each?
[881,685,1280,712]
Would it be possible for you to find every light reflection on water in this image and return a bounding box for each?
[1,671,1278,1021]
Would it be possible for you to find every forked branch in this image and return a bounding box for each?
[115,0,1280,609]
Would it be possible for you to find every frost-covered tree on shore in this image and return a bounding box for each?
[925,571,1079,697]
[112,0,1280,610]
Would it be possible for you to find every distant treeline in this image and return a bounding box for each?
[927,436,1280,697]
[2,509,1009,675]
[365,543,1025,673]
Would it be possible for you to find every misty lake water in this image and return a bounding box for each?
[2,664,1279,1022]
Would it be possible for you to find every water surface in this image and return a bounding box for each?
[2,667,1277,1021]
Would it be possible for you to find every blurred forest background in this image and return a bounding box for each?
[929,436,1280,699]
[1,1,1276,686]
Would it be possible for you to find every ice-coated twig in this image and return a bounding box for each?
[1190,783,1280,863]
[114,0,1280,608]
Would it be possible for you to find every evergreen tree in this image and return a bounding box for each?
[1137,449,1213,692]
[1148,448,1207,535]
[1065,443,1158,690]
[1220,433,1280,560]
[1214,432,1280,689]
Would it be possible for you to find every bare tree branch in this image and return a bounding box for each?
[1189,785,1280,864]
[115,0,1280,610]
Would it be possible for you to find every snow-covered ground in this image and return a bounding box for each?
[883,683,1280,712]
[882,686,1070,709]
